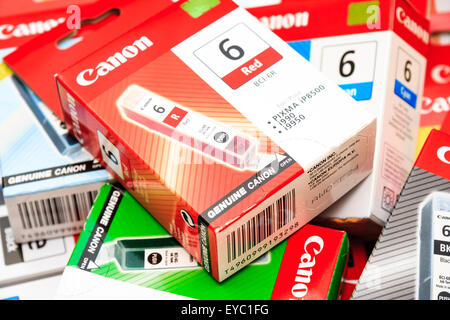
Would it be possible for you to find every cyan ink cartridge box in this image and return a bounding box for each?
[0,48,113,243]
[244,0,429,239]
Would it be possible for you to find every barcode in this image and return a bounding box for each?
[226,189,296,263]
[16,190,98,230]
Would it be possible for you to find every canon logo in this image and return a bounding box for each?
[0,17,66,40]
[431,64,450,85]
[76,36,153,86]
[290,235,324,299]
[421,96,449,115]
[396,7,429,45]
[437,146,450,165]
[259,12,309,31]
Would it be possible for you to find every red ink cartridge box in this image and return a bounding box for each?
[25,0,376,281]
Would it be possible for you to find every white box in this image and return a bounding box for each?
[244,0,429,238]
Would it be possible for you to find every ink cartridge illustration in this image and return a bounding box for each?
[114,236,200,271]
[11,75,81,155]
[117,84,258,169]
[418,192,450,300]
[110,236,270,272]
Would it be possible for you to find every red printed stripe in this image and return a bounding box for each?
[163,106,187,128]
[221,47,282,89]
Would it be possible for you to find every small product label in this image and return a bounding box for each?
[194,23,282,90]
[144,247,198,270]
[394,48,420,108]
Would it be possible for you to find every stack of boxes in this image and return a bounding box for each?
[0,0,106,297]
[0,0,448,300]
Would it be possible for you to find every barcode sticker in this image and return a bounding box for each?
[17,191,96,230]
[6,183,103,242]
[217,187,299,280]
[226,189,295,263]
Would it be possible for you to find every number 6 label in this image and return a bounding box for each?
[194,23,282,89]
[97,130,132,187]
[320,41,377,101]
[394,48,420,108]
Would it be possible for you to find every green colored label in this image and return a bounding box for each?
[347,1,379,26]
[181,0,220,18]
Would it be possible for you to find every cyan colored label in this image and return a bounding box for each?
[3,296,19,300]
[394,79,417,108]
[339,82,373,101]
[288,40,311,61]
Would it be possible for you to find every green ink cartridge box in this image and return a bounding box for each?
[56,184,349,300]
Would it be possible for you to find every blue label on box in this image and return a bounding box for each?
[288,40,311,61]
[339,82,373,101]
[394,79,417,108]
[3,296,19,300]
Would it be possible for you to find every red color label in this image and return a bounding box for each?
[222,47,282,89]
[271,224,345,300]
[163,107,187,128]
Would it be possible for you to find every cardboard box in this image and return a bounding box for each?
[244,0,429,239]
[48,0,376,281]
[0,203,76,286]
[352,118,450,300]
[416,43,450,154]
[0,48,112,242]
[56,183,349,300]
